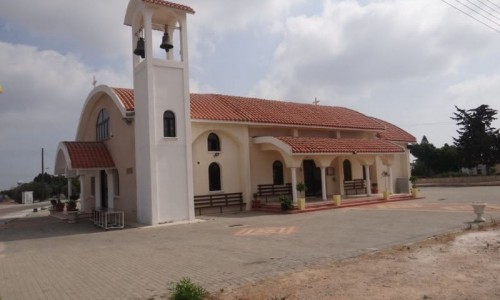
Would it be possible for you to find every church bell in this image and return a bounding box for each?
[133,37,145,58]
[160,31,174,52]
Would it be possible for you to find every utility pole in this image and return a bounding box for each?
[41,148,45,201]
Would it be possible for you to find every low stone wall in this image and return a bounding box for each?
[417,175,500,186]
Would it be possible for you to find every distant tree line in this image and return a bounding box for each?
[411,104,500,177]
[0,173,80,203]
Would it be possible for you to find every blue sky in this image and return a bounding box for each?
[1,0,500,190]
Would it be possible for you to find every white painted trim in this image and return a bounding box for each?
[192,119,383,133]
[75,85,132,140]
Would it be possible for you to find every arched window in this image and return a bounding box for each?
[343,159,352,181]
[209,163,221,191]
[272,160,284,185]
[163,110,176,137]
[207,133,221,151]
[96,108,109,141]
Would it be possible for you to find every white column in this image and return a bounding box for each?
[106,170,114,209]
[388,166,393,194]
[364,165,372,196]
[79,175,86,212]
[67,178,72,200]
[291,167,298,204]
[320,167,327,201]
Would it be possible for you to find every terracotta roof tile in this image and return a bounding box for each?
[109,88,415,136]
[190,94,385,130]
[111,88,135,111]
[63,142,115,169]
[372,117,416,143]
[142,0,195,14]
[276,137,405,154]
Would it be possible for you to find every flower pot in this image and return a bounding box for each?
[54,203,65,212]
[472,202,487,222]
[411,188,419,199]
[251,200,261,209]
[297,198,306,210]
[333,195,341,206]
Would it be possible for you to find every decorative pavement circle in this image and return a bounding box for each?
[234,226,297,236]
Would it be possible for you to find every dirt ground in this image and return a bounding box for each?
[213,224,500,300]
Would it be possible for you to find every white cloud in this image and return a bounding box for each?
[0,0,130,63]
[0,42,130,189]
[250,0,500,104]
[447,75,500,111]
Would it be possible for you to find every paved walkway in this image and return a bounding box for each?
[0,187,499,300]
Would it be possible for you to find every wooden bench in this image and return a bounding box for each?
[257,183,292,202]
[194,192,244,215]
[344,179,367,195]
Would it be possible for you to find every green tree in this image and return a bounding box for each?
[451,105,500,170]
[410,136,460,177]
[2,173,80,203]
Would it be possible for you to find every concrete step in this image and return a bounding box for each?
[254,195,419,214]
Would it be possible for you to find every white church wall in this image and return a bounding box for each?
[192,128,243,196]
[76,92,137,221]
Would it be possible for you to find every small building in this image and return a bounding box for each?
[54,0,416,225]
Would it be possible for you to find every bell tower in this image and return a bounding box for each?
[124,0,195,225]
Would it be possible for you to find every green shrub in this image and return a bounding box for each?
[279,194,293,211]
[168,277,208,300]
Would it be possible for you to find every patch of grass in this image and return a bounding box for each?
[168,277,209,300]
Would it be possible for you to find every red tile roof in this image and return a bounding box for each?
[112,88,135,111]
[276,137,405,154]
[142,0,195,14]
[190,94,385,130]
[63,142,115,169]
[373,118,416,143]
[109,87,415,141]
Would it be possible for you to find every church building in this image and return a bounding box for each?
[54,0,416,226]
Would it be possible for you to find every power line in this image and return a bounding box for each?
[463,0,500,21]
[440,0,500,34]
[455,0,500,27]
[484,0,500,10]
[476,0,500,17]
[400,121,455,127]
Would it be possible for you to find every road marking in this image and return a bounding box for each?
[234,226,297,236]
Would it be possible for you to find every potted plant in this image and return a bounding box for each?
[296,182,307,210]
[251,192,261,208]
[381,171,390,200]
[279,194,292,211]
[409,176,419,199]
[66,199,78,211]
[371,183,378,194]
[52,199,65,212]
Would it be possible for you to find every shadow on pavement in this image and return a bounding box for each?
[0,212,133,242]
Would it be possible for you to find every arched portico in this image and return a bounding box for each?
[54,142,116,212]
[253,136,406,204]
